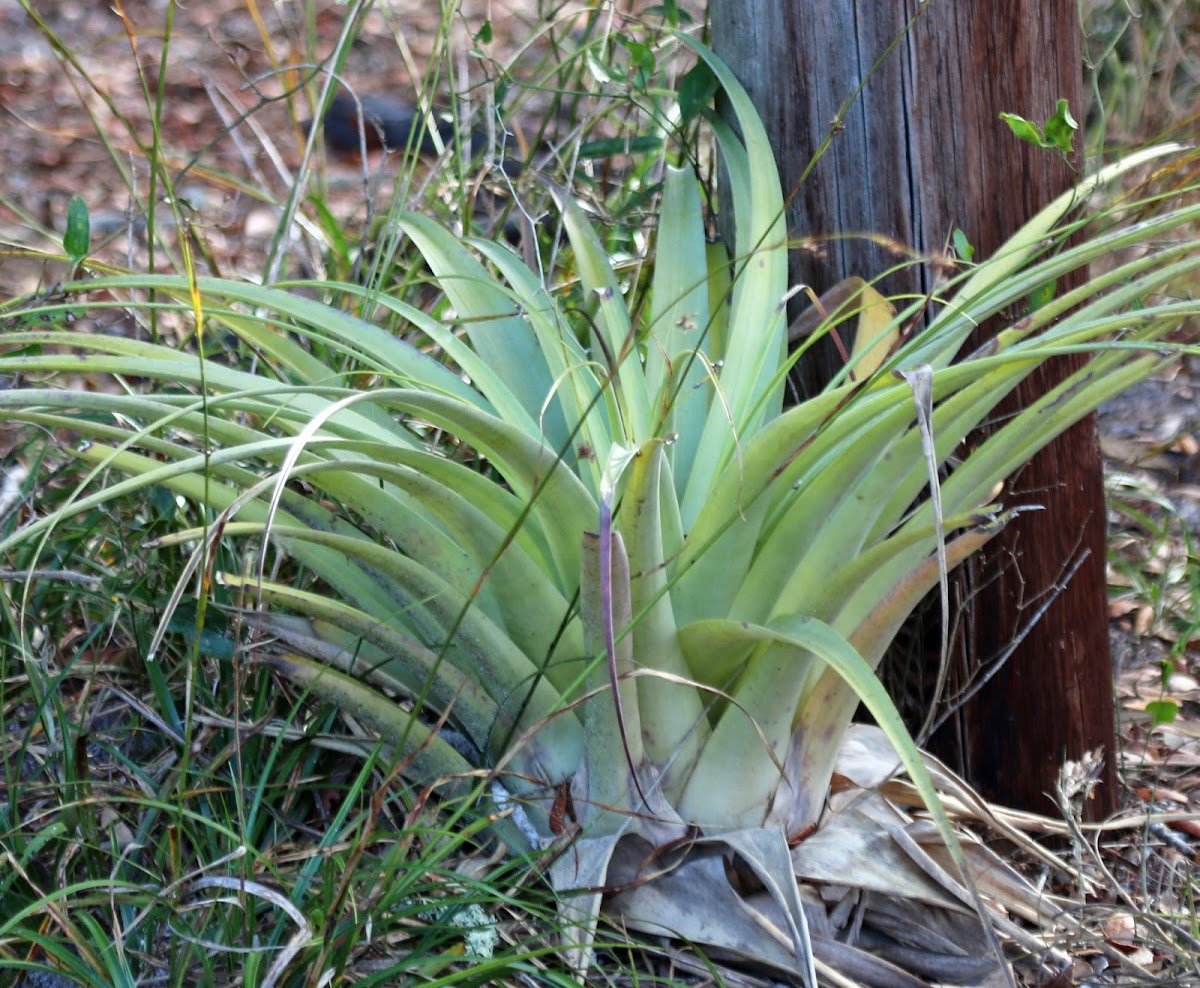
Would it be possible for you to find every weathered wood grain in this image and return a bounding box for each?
[712,0,1117,818]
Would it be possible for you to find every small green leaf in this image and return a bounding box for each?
[587,49,621,84]
[64,195,90,267]
[645,0,686,26]
[1146,699,1178,727]
[1042,98,1078,155]
[623,39,655,74]
[1000,100,1077,156]
[999,112,1046,147]
[165,598,234,662]
[148,484,178,521]
[1026,278,1057,313]
[578,135,662,159]
[679,61,718,123]
[952,228,975,263]
[475,19,492,44]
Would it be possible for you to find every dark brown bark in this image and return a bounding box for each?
[712,0,1117,818]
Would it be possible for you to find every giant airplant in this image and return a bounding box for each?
[1,38,1196,986]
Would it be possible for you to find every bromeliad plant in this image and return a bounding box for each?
[2,39,1199,986]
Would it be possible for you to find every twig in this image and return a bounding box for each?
[0,569,105,587]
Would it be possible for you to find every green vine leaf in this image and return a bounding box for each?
[999,98,1078,156]
[1042,98,1079,154]
[952,227,975,264]
[1146,699,1178,727]
[678,60,718,124]
[64,195,90,269]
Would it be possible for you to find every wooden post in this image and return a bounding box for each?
[711,0,1117,818]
